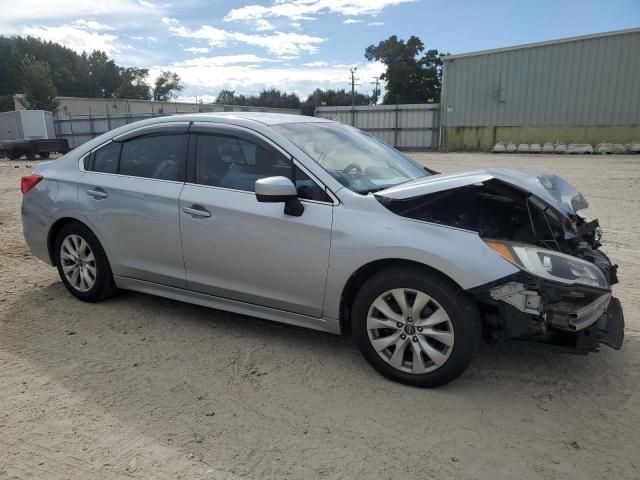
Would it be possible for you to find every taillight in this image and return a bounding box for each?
[21,174,43,195]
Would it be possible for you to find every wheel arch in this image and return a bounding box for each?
[338,258,466,335]
[47,217,101,264]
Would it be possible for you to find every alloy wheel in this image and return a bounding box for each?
[366,288,455,374]
[60,234,97,293]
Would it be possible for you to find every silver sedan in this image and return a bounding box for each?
[21,113,624,387]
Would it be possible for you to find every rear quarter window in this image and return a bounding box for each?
[92,142,120,174]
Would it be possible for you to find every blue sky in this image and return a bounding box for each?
[2,0,638,101]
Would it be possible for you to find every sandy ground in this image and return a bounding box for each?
[1,153,639,480]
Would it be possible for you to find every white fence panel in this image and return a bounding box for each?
[315,104,440,150]
[54,107,301,149]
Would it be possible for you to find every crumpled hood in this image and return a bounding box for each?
[377,168,589,216]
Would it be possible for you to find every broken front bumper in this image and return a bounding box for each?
[482,274,625,352]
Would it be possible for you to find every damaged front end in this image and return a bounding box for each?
[376,169,624,353]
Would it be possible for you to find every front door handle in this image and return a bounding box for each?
[87,188,108,199]
[182,205,211,218]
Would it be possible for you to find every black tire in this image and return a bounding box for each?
[7,150,21,160]
[54,222,117,302]
[39,151,50,159]
[25,152,36,160]
[352,267,481,388]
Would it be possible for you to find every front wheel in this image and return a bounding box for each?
[54,222,117,302]
[352,268,481,388]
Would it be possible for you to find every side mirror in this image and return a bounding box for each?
[255,176,304,216]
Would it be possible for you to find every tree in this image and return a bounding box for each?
[215,89,237,105]
[215,88,301,109]
[115,68,151,100]
[153,70,184,101]
[21,56,59,111]
[371,81,381,105]
[255,88,300,109]
[365,35,444,104]
[301,88,372,116]
[0,36,157,102]
[87,51,120,98]
[0,95,14,112]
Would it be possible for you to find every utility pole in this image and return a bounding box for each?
[370,76,381,105]
[349,67,359,126]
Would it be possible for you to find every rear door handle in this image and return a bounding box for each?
[182,205,212,218]
[87,188,108,199]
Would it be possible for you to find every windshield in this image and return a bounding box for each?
[273,122,429,194]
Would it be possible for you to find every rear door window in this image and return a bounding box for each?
[119,134,186,181]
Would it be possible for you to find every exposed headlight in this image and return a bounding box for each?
[485,240,609,289]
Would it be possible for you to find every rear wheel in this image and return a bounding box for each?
[25,152,36,160]
[7,150,21,160]
[352,268,481,387]
[39,151,50,159]
[54,223,117,302]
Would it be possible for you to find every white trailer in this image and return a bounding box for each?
[0,110,69,160]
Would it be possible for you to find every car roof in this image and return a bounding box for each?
[155,112,334,126]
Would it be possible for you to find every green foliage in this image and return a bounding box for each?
[365,35,445,104]
[0,95,14,112]
[0,36,88,97]
[86,51,121,97]
[301,88,372,116]
[153,70,184,101]
[21,56,59,111]
[115,68,151,100]
[215,89,237,105]
[0,36,154,103]
[215,88,301,109]
[370,83,381,106]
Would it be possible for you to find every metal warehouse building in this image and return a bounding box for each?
[440,28,640,151]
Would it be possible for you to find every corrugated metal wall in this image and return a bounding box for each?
[442,29,640,127]
[315,104,439,149]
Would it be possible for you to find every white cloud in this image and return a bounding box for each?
[72,19,115,31]
[303,61,329,67]
[343,18,362,24]
[163,18,325,57]
[23,21,130,57]
[151,59,386,99]
[224,0,415,22]
[184,47,210,54]
[234,31,324,56]
[367,21,385,26]
[1,0,153,27]
[255,19,275,31]
[176,54,280,67]
[162,17,227,47]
